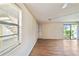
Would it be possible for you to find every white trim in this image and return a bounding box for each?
[18,6,22,43]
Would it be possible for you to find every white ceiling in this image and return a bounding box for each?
[25,3,79,23]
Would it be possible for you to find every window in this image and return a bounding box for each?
[64,24,78,40]
[0,4,22,55]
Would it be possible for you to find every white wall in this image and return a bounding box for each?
[4,4,38,56]
[39,22,64,39]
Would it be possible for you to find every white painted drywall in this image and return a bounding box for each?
[39,22,64,39]
[4,4,38,56]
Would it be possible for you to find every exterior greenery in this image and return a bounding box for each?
[64,29,74,39]
[64,24,78,40]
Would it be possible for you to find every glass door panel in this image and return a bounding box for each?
[71,24,78,39]
[64,24,78,40]
[64,24,71,40]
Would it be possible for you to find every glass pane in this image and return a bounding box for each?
[64,24,71,39]
[0,35,18,52]
[0,4,20,55]
[71,24,78,39]
[0,24,19,53]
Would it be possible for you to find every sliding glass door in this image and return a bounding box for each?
[64,24,78,40]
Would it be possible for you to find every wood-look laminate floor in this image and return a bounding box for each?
[30,39,79,56]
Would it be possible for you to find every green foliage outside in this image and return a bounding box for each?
[64,29,74,39]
